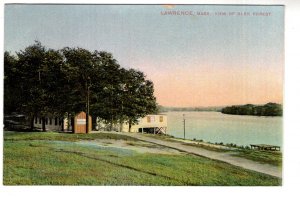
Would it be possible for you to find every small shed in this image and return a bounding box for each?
[73,111,92,133]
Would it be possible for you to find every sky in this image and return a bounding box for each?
[4,4,284,107]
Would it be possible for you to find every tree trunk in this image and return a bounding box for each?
[30,115,34,131]
[128,119,132,133]
[71,117,75,133]
[61,117,64,132]
[86,112,89,134]
[42,117,46,132]
[92,116,97,130]
[119,119,123,132]
[67,113,70,131]
[110,115,113,131]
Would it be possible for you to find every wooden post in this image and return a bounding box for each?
[183,114,186,139]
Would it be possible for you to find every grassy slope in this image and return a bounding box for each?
[3,132,281,185]
[233,149,282,167]
[145,134,282,167]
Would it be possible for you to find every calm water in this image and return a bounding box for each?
[164,111,283,147]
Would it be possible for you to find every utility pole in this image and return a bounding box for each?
[86,77,90,134]
[183,114,186,139]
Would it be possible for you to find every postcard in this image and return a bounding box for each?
[3,3,284,186]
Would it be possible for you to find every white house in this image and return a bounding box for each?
[121,114,167,134]
[33,116,68,131]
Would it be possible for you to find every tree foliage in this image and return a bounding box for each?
[221,103,283,116]
[5,41,68,130]
[121,69,158,131]
[4,51,20,114]
[4,42,158,131]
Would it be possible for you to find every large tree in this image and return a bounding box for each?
[62,47,95,133]
[90,51,124,131]
[121,69,158,132]
[41,49,69,130]
[14,41,49,130]
[5,42,69,131]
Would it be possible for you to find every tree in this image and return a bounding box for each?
[263,103,283,116]
[4,51,20,114]
[14,41,50,130]
[5,42,70,131]
[62,47,96,133]
[41,49,69,130]
[121,69,158,132]
[89,51,124,131]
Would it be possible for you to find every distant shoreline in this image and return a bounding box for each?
[221,103,282,117]
[160,103,282,117]
[158,106,223,113]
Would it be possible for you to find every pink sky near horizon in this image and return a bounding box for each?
[139,60,283,107]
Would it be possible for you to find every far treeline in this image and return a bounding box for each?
[159,106,223,112]
[221,103,283,116]
[4,41,158,132]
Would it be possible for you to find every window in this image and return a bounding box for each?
[147,116,155,123]
[150,116,155,122]
[49,118,52,125]
[159,116,163,122]
[55,118,58,125]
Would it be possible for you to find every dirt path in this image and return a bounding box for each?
[114,132,282,178]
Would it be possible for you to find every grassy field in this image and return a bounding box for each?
[3,131,281,185]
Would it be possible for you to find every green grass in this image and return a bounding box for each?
[4,131,137,142]
[233,149,282,167]
[146,134,282,166]
[143,133,176,141]
[183,143,231,152]
[3,131,281,185]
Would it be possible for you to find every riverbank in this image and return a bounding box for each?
[118,132,282,178]
[3,131,281,185]
[142,133,282,167]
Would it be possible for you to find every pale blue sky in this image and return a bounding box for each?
[4,4,284,106]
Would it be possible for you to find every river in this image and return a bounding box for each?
[164,111,282,147]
